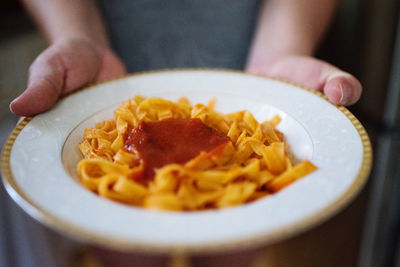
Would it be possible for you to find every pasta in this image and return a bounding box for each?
[77,96,316,211]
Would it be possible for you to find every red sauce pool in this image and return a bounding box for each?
[124,118,230,179]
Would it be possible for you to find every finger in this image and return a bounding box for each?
[323,71,362,106]
[10,47,65,116]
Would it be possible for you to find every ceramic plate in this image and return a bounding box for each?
[1,69,372,253]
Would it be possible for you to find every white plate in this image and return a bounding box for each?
[1,69,372,253]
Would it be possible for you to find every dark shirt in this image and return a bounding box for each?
[98,0,261,72]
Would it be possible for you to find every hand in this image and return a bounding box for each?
[10,38,126,116]
[246,55,362,106]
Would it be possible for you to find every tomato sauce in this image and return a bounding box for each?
[124,118,230,179]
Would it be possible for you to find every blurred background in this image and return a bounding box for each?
[0,0,399,266]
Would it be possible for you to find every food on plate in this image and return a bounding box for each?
[77,96,316,211]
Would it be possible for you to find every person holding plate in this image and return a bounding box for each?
[10,0,362,266]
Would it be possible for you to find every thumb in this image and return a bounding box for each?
[322,70,362,106]
[10,40,102,116]
[10,47,65,116]
[246,56,362,106]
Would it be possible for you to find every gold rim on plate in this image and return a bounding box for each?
[0,69,372,254]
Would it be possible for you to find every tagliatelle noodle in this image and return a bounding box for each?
[77,96,316,211]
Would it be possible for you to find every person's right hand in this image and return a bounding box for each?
[10,38,126,116]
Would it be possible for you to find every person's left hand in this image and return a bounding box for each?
[246,55,362,106]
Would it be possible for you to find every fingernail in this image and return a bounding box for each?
[9,99,16,113]
[9,96,21,114]
[339,82,351,105]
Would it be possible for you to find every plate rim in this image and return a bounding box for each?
[0,68,373,253]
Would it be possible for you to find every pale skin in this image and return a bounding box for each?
[12,0,361,266]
